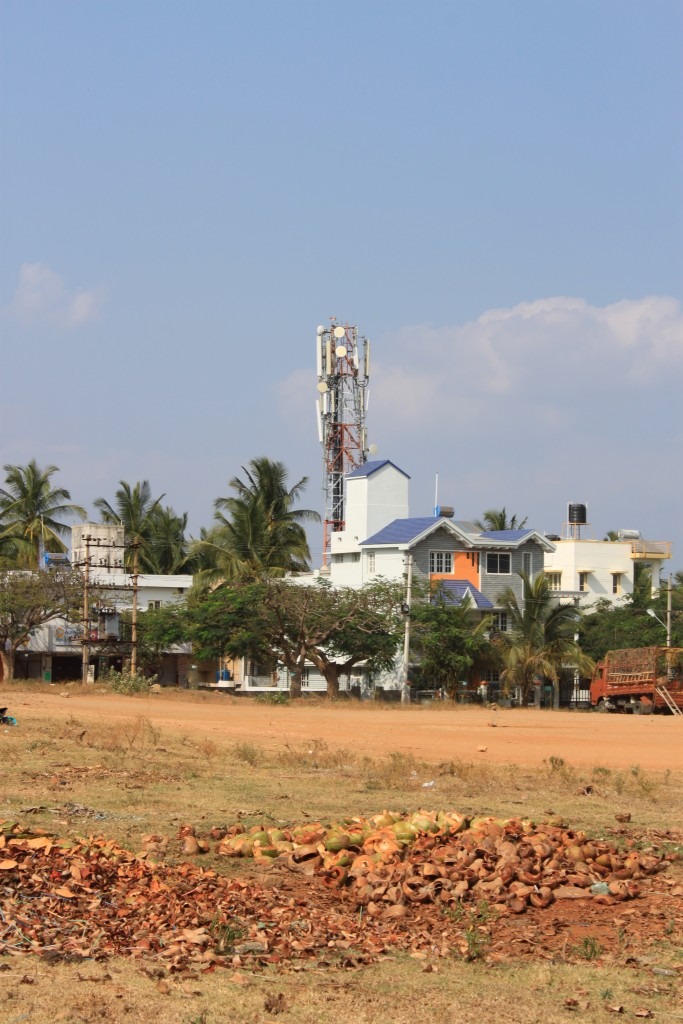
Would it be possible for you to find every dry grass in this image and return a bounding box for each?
[0,697,681,1023]
[1,711,680,847]
[0,953,681,1024]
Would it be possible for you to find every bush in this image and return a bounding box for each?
[254,692,289,705]
[101,668,155,694]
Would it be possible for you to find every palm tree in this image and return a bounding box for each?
[93,480,164,572]
[494,572,592,705]
[194,457,320,586]
[145,506,195,575]
[475,507,528,532]
[0,461,86,568]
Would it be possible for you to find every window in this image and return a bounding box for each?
[523,552,533,578]
[546,572,562,591]
[486,552,511,574]
[612,573,622,595]
[148,600,161,610]
[367,551,376,574]
[429,551,453,573]
[483,670,500,684]
[491,612,508,633]
[578,572,589,592]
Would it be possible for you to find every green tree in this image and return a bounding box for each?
[0,568,85,680]
[475,508,528,532]
[494,572,592,705]
[188,577,404,697]
[93,480,165,572]
[195,458,320,585]
[580,591,683,659]
[130,603,190,676]
[410,588,493,695]
[0,461,86,568]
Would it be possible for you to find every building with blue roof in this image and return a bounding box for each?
[290,458,557,699]
[325,458,555,621]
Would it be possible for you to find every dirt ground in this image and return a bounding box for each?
[4,688,682,771]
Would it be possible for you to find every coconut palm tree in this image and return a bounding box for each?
[194,457,320,586]
[494,572,592,705]
[93,480,165,572]
[145,506,195,575]
[0,460,86,568]
[475,507,528,532]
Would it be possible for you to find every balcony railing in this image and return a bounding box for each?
[629,540,671,559]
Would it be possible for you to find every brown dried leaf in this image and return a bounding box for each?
[181,981,202,996]
[264,992,287,1014]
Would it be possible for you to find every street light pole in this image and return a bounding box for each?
[401,554,413,705]
[647,573,672,648]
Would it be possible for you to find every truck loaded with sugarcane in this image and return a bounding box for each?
[590,646,683,714]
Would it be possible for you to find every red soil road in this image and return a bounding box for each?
[3,689,683,771]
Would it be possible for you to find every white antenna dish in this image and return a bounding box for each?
[368,443,378,455]
[333,326,346,339]
[335,345,347,358]
[316,381,328,393]
[316,325,325,335]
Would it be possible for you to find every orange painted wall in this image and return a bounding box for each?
[430,551,480,586]
[455,551,479,586]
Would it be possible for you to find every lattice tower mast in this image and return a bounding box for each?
[315,320,370,565]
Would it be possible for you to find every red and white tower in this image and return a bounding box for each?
[315,320,371,565]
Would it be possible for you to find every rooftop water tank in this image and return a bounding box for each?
[617,529,641,540]
[568,502,587,525]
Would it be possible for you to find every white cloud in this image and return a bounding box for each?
[275,295,683,555]
[9,262,103,328]
[370,294,683,428]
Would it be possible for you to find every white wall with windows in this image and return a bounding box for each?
[542,538,669,606]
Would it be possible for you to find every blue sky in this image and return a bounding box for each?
[1,1,682,572]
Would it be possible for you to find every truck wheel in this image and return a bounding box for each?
[596,699,608,713]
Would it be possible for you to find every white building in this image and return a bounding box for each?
[283,460,555,698]
[542,520,671,608]
[11,523,193,685]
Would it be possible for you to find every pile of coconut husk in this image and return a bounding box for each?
[214,810,668,914]
[0,813,673,970]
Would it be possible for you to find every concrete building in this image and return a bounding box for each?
[541,523,671,609]
[9,523,194,685]
[285,461,556,698]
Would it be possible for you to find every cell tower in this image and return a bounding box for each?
[315,320,371,564]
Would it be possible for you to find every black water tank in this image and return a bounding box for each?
[568,502,587,525]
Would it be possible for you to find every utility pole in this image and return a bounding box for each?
[130,542,139,676]
[666,572,672,649]
[81,535,91,685]
[401,554,413,705]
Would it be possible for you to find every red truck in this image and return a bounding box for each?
[590,646,683,714]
